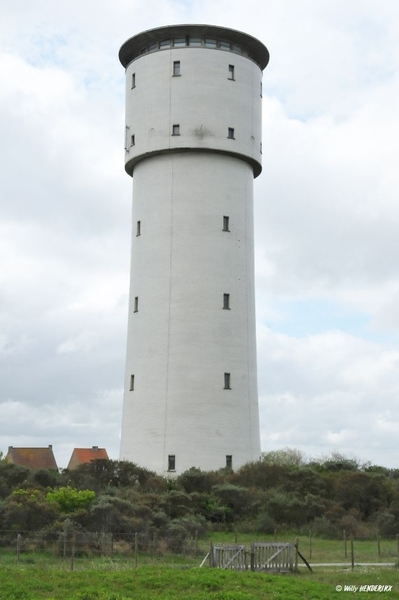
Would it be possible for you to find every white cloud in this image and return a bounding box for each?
[0,0,398,468]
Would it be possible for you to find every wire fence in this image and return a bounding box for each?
[0,529,202,567]
[1,529,399,571]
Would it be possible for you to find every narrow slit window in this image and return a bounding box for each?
[131,134,135,146]
[260,81,263,97]
[173,60,181,76]
[168,455,176,471]
[228,64,235,80]
[131,73,136,88]
[224,372,231,389]
[172,124,180,136]
[223,216,230,231]
[136,220,141,236]
[130,375,135,391]
[134,296,138,312]
[223,293,230,310]
[228,127,235,139]
[226,455,233,469]
[260,142,262,154]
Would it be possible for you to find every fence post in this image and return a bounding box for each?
[134,532,138,568]
[350,532,354,571]
[309,529,312,560]
[250,542,255,572]
[209,541,214,567]
[70,533,75,572]
[17,533,21,562]
[343,529,347,559]
[294,537,298,571]
[377,528,381,558]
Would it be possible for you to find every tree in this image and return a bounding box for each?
[46,487,95,513]
[261,448,307,467]
[1,489,59,531]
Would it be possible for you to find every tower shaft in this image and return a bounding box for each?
[119,25,269,475]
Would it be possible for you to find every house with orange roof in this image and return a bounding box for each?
[67,446,109,470]
[6,445,58,470]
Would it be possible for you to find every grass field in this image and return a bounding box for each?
[0,563,399,599]
[1,533,399,599]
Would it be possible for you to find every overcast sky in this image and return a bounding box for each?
[1,1,399,469]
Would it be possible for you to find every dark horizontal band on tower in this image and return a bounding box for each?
[125,146,262,178]
[119,24,269,71]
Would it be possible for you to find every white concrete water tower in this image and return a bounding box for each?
[119,25,269,475]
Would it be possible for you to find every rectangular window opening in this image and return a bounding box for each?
[130,134,135,146]
[131,73,136,88]
[260,142,263,154]
[134,296,138,313]
[172,124,180,136]
[168,455,176,471]
[228,64,235,80]
[223,293,230,310]
[224,372,231,390]
[130,374,135,391]
[260,81,263,97]
[173,60,181,76]
[228,127,235,139]
[174,37,186,47]
[226,455,233,469]
[223,216,230,232]
[136,220,141,236]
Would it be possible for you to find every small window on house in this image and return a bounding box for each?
[148,42,157,52]
[260,81,263,97]
[130,375,135,391]
[131,73,136,88]
[136,220,141,236]
[226,455,233,469]
[131,134,135,146]
[227,127,235,139]
[134,297,138,312]
[168,455,176,471]
[172,124,180,136]
[220,40,231,50]
[224,372,231,389]
[260,142,262,154]
[228,64,235,80]
[223,294,230,310]
[173,61,181,76]
[223,216,230,231]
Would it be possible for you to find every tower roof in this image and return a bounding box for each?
[119,24,269,70]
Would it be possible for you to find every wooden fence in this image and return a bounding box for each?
[251,542,293,572]
[209,542,295,572]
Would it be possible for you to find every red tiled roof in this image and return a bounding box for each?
[67,447,109,470]
[6,446,58,470]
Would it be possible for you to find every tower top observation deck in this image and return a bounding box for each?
[119,24,269,70]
